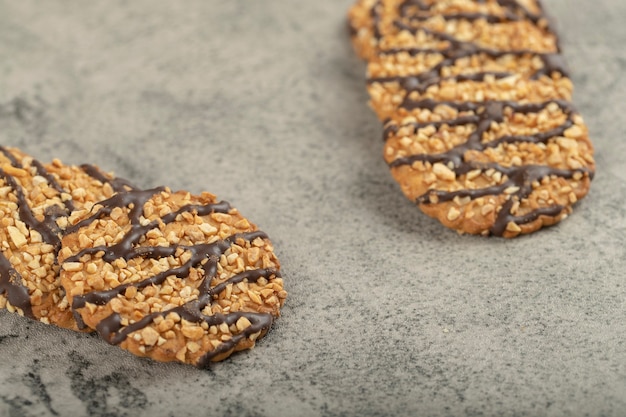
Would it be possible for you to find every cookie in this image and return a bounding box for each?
[351,0,567,120]
[58,187,286,366]
[348,0,552,60]
[348,0,596,236]
[366,48,571,120]
[0,146,135,329]
[385,100,594,236]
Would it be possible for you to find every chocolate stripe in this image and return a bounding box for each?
[79,164,138,194]
[0,253,34,319]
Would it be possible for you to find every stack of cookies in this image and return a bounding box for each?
[0,146,286,367]
[348,0,595,237]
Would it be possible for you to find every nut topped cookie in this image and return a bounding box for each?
[366,45,572,120]
[349,0,553,60]
[384,100,594,236]
[59,187,286,366]
[0,146,135,329]
[353,0,568,120]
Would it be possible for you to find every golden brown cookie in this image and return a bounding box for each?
[351,0,566,120]
[366,49,572,120]
[58,187,286,366]
[348,0,552,60]
[384,100,594,236]
[0,146,135,329]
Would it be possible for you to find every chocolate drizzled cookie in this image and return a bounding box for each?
[348,0,595,236]
[349,0,554,60]
[0,146,135,328]
[59,188,286,366]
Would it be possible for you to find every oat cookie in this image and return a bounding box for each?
[348,0,595,236]
[59,187,286,366]
[0,146,135,329]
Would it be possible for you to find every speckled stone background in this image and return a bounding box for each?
[0,1,624,416]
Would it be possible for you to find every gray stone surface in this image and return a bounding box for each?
[0,1,624,416]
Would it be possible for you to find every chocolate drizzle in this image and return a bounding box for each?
[64,187,278,365]
[32,159,77,212]
[371,0,384,40]
[0,253,34,318]
[0,147,19,165]
[399,0,544,25]
[79,164,137,194]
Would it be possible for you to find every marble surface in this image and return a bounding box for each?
[0,1,625,416]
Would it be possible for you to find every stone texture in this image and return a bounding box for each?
[0,0,624,416]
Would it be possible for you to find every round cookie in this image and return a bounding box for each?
[348,0,551,60]
[366,42,571,120]
[384,100,595,237]
[58,187,286,366]
[0,146,135,329]
[351,0,565,120]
